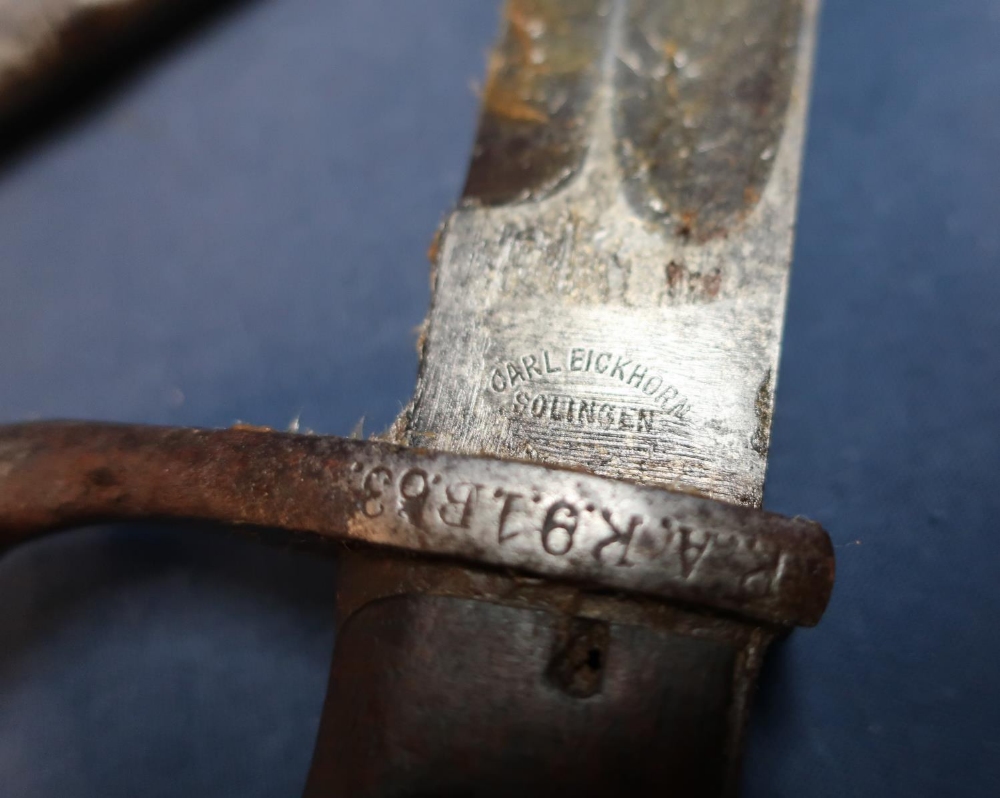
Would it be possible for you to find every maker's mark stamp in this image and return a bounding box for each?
[487,346,691,428]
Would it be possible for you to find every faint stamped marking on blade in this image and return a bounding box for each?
[509,393,660,434]
[486,345,692,437]
[488,346,692,419]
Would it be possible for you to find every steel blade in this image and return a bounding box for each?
[391,0,817,508]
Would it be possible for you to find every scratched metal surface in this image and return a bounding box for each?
[400,0,815,508]
[1,1,1000,797]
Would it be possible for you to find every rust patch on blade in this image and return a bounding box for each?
[615,0,803,240]
[750,370,774,457]
[462,0,608,206]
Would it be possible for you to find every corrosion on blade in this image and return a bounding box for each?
[393,0,818,508]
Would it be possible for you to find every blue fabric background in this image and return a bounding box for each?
[1,1,998,795]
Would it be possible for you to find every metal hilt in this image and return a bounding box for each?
[0,421,833,795]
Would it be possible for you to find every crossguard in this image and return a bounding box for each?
[0,421,833,628]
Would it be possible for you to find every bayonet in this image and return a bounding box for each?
[0,2,834,796]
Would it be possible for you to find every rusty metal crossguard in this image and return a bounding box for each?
[0,421,834,795]
[0,421,832,629]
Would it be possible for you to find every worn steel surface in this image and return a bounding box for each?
[0,421,832,627]
[396,0,817,508]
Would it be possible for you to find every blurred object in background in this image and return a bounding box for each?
[0,0,222,129]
